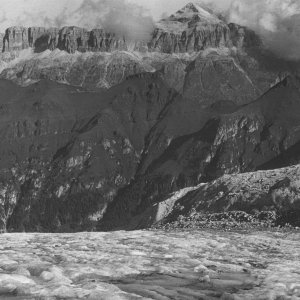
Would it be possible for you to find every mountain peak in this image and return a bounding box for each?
[173,2,222,24]
[180,2,211,14]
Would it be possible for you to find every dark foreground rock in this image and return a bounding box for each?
[106,165,300,231]
[153,211,300,232]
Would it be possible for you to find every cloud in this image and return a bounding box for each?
[224,0,300,60]
[152,0,300,60]
[72,0,154,41]
[0,0,154,41]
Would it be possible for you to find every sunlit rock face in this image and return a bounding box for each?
[0,231,299,299]
[0,33,4,51]
[88,29,128,52]
[1,26,129,54]
[28,27,60,52]
[1,4,232,55]
[55,27,128,53]
[3,27,29,52]
[150,3,231,53]
[0,3,265,56]
[57,27,90,54]
[0,50,156,89]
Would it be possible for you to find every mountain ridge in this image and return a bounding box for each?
[0,3,259,54]
[0,3,300,232]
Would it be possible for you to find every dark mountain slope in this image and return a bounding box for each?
[0,45,264,232]
[99,75,300,230]
[0,73,178,232]
[0,3,300,232]
[1,63,300,232]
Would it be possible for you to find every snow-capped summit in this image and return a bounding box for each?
[173,2,222,24]
[151,2,230,53]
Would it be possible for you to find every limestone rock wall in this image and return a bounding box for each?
[57,26,89,53]
[0,8,262,54]
[150,23,231,53]
[28,27,60,52]
[88,29,127,52]
[0,33,4,52]
[1,26,130,54]
[3,27,29,52]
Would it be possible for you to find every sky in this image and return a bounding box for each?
[0,0,191,31]
[0,0,299,60]
[0,0,298,31]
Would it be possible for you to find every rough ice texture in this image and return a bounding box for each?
[0,230,299,299]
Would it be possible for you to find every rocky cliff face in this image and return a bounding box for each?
[2,26,59,53]
[0,50,157,89]
[0,3,295,93]
[0,3,293,94]
[0,47,294,95]
[2,26,129,54]
[0,4,262,55]
[149,3,231,53]
[3,27,29,52]
[29,27,60,52]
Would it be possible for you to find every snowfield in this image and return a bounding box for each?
[0,230,299,299]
